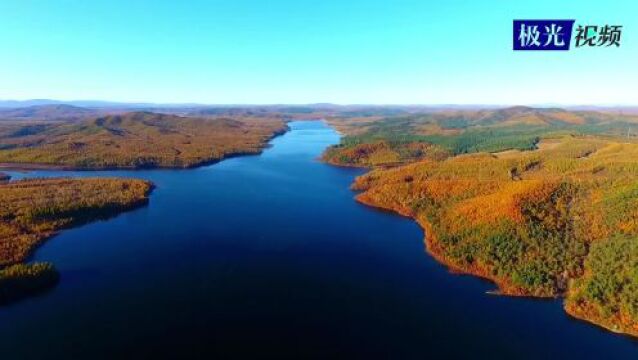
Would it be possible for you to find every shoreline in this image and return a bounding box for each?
[0,178,154,306]
[322,123,555,298]
[564,305,638,339]
[353,194,543,297]
[351,186,637,338]
[319,120,638,339]
[1,181,155,268]
[21,193,153,266]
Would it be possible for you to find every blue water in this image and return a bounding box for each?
[0,121,636,359]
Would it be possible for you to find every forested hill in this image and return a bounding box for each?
[322,106,638,337]
[323,107,638,167]
[0,111,287,169]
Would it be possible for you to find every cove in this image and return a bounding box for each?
[0,121,636,359]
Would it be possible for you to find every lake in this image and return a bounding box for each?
[0,121,636,359]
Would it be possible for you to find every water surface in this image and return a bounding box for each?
[1,121,636,359]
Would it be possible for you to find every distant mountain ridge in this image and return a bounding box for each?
[0,99,208,109]
[0,104,101,121]
[2,99,637,112]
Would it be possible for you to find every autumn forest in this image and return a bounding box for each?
[324,106,638,336]
[2,104,638,339]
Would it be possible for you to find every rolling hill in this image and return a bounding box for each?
[323,107,638,167]
[0,111,287,169]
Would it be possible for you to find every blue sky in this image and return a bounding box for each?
[0,0,635,105]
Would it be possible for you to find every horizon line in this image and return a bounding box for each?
[1,98,637,108]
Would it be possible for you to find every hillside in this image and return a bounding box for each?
[349,135,638,336]
[0,112,287,169]
[324,107,638,167]
[323,107,638,337]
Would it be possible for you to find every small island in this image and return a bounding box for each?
[325,107,638,337]
[0,177,153,303]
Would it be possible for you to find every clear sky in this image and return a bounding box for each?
[0,0,635,105]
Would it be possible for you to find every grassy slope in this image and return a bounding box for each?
[0,177,152,303]
[0,112,287,169]
[325,107,638,336]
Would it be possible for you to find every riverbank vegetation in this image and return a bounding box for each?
[0,177,152,302]
[0,112,287,169]
[322,141,450,167]
[326,107,638,337]
[0,262,59,304]
[566,235,638,335]
[0,177,153,265]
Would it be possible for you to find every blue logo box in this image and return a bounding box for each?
[513,20,575,50]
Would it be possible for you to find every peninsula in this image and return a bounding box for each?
[0,177,153,303]
[324,107,638,337]
[0,108,289,303]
